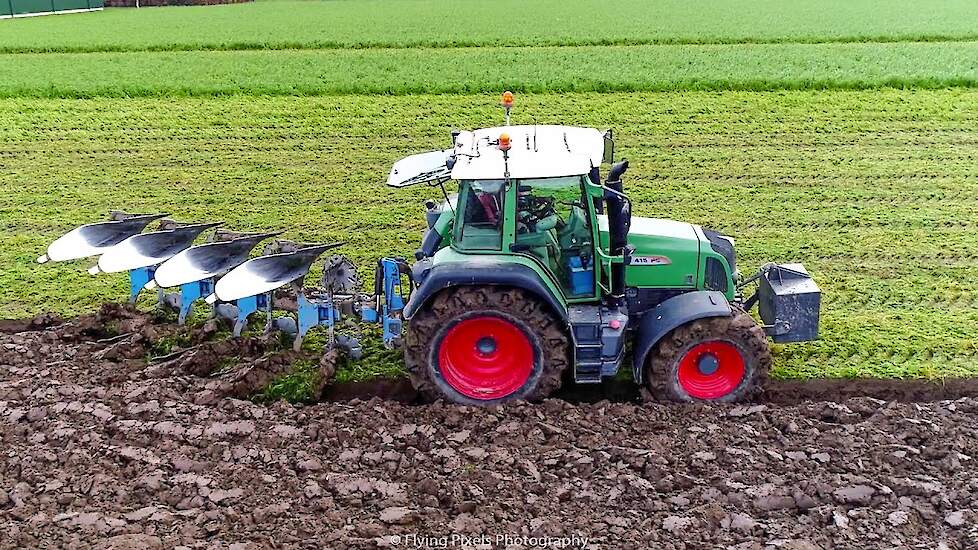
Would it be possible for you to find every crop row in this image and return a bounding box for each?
[1,90,976,380]
[1,0,978,53]
[3,41,978,98]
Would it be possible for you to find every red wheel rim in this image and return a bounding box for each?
[437,315,535,400]
[677,340,746,400]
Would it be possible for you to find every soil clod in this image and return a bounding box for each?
[1,307,977,547]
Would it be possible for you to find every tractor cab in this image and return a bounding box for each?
[389,124,622,304]
[455,174,599,298]
[513,177,596,297]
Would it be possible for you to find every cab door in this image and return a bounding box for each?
[510,176,598,300]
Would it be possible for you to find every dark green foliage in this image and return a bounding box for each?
[253,358,321,404]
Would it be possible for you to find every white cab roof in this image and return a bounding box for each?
[450,125,603,180]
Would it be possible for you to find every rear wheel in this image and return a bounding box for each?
[404,286,570,405]
[646,309,771,402]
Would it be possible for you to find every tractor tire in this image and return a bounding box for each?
[646,308,771,403]
[404,286,571,405]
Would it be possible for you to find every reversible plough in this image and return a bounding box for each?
[38,212,408,356]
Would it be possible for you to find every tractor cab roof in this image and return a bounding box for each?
[387,125,609,187]
[452,125,604,180]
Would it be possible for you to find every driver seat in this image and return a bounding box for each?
[476,193,500,224]
[557,205,589,250]
[516,214,561,272]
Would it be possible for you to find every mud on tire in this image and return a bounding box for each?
[646,308,771,403]
[404,286,571,405]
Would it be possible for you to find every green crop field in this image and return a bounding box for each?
[2,0,978,53]
[4,41,978,98]
[1,0,977,383]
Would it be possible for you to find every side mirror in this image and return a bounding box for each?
[602,129,615,164]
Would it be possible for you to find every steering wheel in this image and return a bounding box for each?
[518,195,559,230]
[525,195,556,217]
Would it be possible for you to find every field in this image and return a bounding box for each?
[2,0,978,52]
[4,2,978,548]
[4,41,978,98]
[5,315,977,547]
[4,90,978,382]
[2,0,978,385]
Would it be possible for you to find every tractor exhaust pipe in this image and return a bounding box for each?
[605,160,630,306]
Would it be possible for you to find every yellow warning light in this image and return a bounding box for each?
[498,132,512,151]
[500,91,514,108]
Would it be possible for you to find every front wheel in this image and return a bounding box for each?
[404,286,570,405]
[646,309,771,402]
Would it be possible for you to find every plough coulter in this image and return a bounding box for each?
[39,93,821,405]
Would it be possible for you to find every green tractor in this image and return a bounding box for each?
[389,95,820,405]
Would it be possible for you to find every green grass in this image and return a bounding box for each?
[3,0,978,99]
[2,90,978,381]
[291,324,404,384]
[253,358,322,404]
[2,0,978,53]
[2,41,978,98]
[333,324,406,384]
[147,331,194,358]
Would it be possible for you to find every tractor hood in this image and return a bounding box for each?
[598,215,703,289]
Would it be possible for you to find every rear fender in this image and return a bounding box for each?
[403,262,566,321]
[632,291,732,383]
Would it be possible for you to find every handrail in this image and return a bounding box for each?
[592,247,624,294]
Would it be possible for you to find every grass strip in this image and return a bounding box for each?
[2,41,978,98]
[2,0,978,54]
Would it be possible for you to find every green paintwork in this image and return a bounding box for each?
[597,215,701,290]
[428,172,735,308]
[432,206,453,241]
[53,0,90,10]
[2,0,100,15]
[692,225,736,300]
[11,0,53,14]
[429,246,568,313]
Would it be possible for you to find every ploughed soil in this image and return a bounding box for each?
[2,306,978,549]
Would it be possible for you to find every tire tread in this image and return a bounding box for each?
[404,286,571,403]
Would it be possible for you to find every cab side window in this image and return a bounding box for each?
[456,179,505,250]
